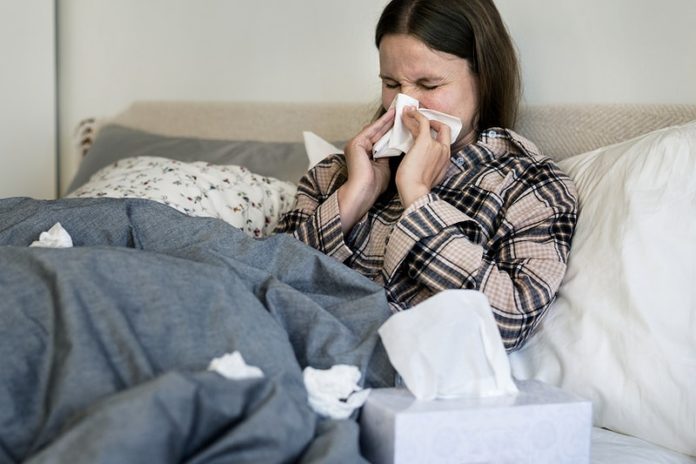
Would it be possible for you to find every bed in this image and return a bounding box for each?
[2,101,695,463]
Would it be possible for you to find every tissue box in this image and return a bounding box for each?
[359,380,591,464]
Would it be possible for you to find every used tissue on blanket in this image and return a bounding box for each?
[372,93,463,158]
[303,365,371,420]
[378,290,518,400]
[29,222,73,248]
[208,351,264,380]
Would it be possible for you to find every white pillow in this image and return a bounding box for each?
[303,131,343,169]
[67,156,297,238]
[509,121,696,457]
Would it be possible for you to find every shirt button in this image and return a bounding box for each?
[454,157,465,166]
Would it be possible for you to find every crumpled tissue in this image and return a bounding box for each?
[372,93,463,158]
[378,290,518,401]
[303,365,371,420]
[208,351,264,380]
[30,222,73,248]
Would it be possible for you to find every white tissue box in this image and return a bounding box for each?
[359,380,591,464]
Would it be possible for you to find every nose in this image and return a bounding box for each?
[400,87,421,102]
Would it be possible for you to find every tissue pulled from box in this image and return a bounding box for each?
[303,365,371,420]
[378,290,518,401]
[372,93,463,158]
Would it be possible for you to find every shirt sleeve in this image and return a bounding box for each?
[274,154,354,262]
[382,168,578,352]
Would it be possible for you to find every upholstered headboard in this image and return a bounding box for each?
[102,101,696,162]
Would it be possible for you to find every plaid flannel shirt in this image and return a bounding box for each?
[275,128,578,351]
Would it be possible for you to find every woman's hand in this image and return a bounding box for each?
[337,107,395,233]
[396,106,452,208]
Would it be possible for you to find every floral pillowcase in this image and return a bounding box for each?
[68,156,298,238]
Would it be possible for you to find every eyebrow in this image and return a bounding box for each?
[379,74,445,84]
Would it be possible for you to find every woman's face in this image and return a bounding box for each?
[379,33,479,147]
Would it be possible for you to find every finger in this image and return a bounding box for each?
[374,157,390,168]
[379,105,396,122]
[400,106,422,137]
[429,119,451,146]
[403,107,434,141]
[364,107,395,141]
[347,107,395,153]
[366,109,396,149]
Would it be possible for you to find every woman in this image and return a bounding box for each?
[276,0,578,352]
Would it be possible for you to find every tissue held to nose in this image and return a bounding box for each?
[378,289,518,401]
[372,93,463,159]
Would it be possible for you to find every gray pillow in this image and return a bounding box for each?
[67,125,310,193]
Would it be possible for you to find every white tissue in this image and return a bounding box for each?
[208,351,264,380]
[378,290,518,401]
[29,222,73,248]
[372,93,463,158]
[303,365,371,420]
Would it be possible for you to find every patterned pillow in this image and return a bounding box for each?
[67,156,297,238]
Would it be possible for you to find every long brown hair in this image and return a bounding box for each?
[374,0,520,132]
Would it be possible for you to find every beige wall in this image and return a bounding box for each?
[57,0,390,191]
[0,0,56,199]
[58,0,696,192]
[496,0,696,104]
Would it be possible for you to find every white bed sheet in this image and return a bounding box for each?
[592,428,696,464]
